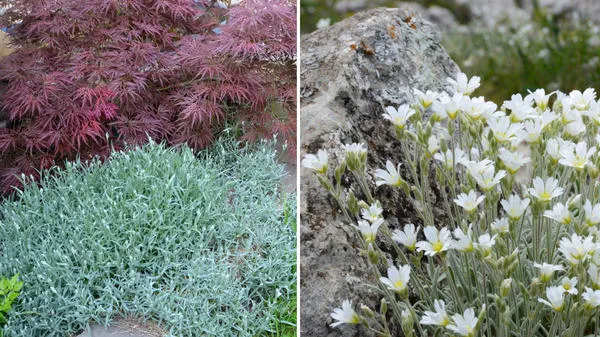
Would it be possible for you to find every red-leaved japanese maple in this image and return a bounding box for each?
[0,0,296,195]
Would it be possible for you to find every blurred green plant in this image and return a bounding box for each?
[0,274,22,337]
[444,8,600,105]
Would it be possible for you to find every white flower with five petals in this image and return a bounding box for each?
[416,226,453,256]
[391,223,419,251]
[374,160,403,187]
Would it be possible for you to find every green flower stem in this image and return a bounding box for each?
[442,256,464,313]
[401,298,426,337]
[380,228,428,300]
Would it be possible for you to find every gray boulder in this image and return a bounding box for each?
[300,7,459,337]
[396,2,458,31]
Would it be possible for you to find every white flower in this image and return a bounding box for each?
[302,149,328,173]
[564,117,586,137]
[431,97,449,121]
[391,223,419,251]
[502,93,533,112]
[330,300,360,327]
[464,96,497,120]
[382,105,416,130]
[450,93,470,119]
[454,190,485,213]
[447,72,480,95]
[546,138,573,162]
[509,105,536,122]
[416,226,453,256]
[527,88,553,110]
[528,177,564,202]
[471,164,506,191]
[533,262,564,282]
[500,194,530,220]
[560,277,578,295]
[374,160,403,187]
[590,264,600,288]
[583,287,600,308]
[379,264,411,294]
[543,202,572,225]
[561,104,581,124]
[491,217,510,234]
[344,142,367,155]
[428,136,440,154]
[559,233,596,265]
[538,286,565,311]
[354,219,382,244]
[462,158,494,176]
[361,202,383,223]
[516,119,543,143]
[584,100,600,125]
[498,148,530,174]
[584,200,600,226]
[434,148,466,169]
[569,88,596,111]
[476,233,496,256]
[420,299,450,326]
[452,225,474,252]
[414,88,439,109]
[558,141,596,170]
[555,91,572,112]
[447,307,479,337]
[488,115,521,142]
[316,17,331,29]
[539,109,559,128]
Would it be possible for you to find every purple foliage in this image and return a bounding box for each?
[0,0,296,195]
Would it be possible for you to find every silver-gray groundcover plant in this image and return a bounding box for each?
[0,140,296,337]
[304,72,600,337]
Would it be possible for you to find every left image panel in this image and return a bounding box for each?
[0,1,297,336]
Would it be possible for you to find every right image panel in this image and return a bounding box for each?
[300,1,600,336]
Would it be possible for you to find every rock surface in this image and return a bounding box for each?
[396,2,458,31]
[300,8,458,337]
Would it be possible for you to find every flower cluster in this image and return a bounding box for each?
[304,72,600,336]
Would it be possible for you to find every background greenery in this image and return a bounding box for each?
[0,140,296,337]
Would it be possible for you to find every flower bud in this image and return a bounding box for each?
[360,304,375,319]
[380,298,388,314]
[334,161,346,184]
[347,191,359,216]
[401,309,415,337]
[367,243,379,265]
[317,175,334,192]
[500,278,513,297]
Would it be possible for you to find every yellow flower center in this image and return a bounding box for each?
[573,157,586,168]
[540,191,552,200]
[394,280,404,289]
[393,118,406,128]
[432,241,444,252]
[364,233,376,244]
